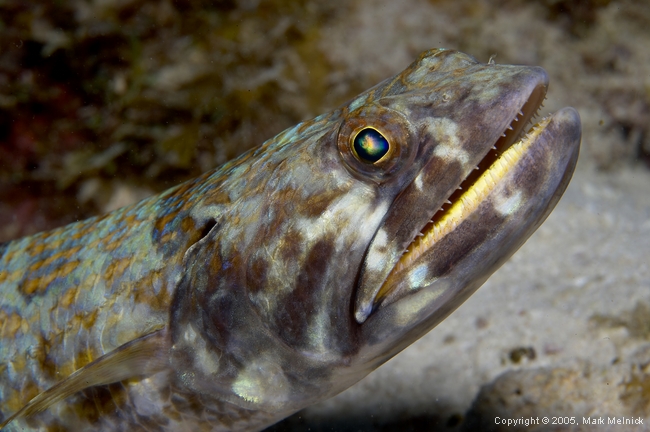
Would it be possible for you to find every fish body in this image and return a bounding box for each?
[0,49,581,431]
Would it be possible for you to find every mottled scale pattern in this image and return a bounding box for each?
[0,103,338,430]
[0,49,581,431]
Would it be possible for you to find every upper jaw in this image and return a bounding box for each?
[357,106,581,362]
[354,63,561,324]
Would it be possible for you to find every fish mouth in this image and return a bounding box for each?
[372,82,549,307]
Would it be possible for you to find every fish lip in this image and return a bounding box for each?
[354,75,552,324]
[371,106,581,314]
[405,81,549,252]
[422,81,549,230]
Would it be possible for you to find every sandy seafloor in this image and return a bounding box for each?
[1,0,650,431]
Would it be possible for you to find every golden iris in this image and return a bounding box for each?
[353,128,389,163]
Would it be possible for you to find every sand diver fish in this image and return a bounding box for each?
[0,49,581,431]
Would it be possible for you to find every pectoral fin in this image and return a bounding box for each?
[1,328,170,428]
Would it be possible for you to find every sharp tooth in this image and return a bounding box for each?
[519,110,524,116]
[513,117,519,122]
[492,146,497,150]
[446,200,452,204]
[457,186,462,190]
[502,133,506,137]
[507,125,513,130]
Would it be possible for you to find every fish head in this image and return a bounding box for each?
[169,48,581,416]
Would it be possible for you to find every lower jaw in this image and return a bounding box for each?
[374,107,580,310]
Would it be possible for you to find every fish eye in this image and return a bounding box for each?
[352,128,390,163]
[337,106,415,183]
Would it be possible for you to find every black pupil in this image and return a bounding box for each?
[353,128,389,163]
